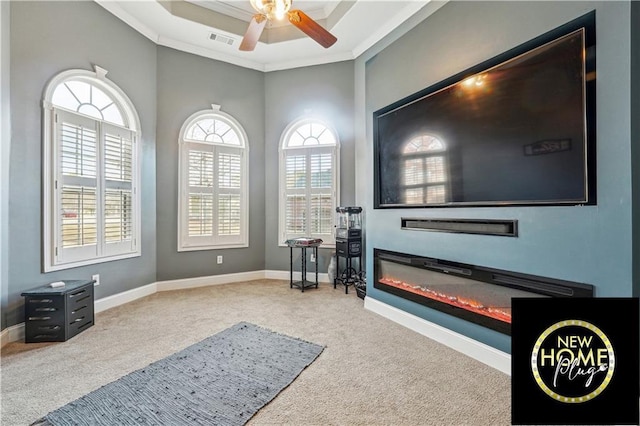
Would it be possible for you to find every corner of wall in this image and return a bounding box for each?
[631,0,640,298]
[0,0,11,331]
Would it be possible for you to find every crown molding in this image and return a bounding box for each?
[95,0,160,43]
[95,0,443,72]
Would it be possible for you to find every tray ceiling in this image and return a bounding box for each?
[95,0,435,71]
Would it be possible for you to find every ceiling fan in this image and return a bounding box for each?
[239,0,338,51]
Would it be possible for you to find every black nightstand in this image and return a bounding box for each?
[21,280,95,343]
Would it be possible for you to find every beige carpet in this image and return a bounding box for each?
[1,279,511,425]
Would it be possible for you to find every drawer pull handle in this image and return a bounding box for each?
[70,316,85,324]
[72,305,87,314]
[75,295,90,303]
[29,299,53,304]
[35,307,57,312]
[38,325,61,331]
[28,316,51,321]
[69,289,86,298]
[33,333,59,339]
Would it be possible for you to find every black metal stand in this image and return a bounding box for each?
[289,245,319,292]
[334,253,362,294]
[333,207,364,295]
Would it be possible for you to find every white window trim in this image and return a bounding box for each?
[177,105,249,252]
[278,117,340,248]
[42,66,142,272]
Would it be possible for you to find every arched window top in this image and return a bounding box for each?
[281,118,338,149]
[185,117,241,146]
[52,80,124,126]
[43,66,139,131]
[180,105,247,148]
[403,134,446,154]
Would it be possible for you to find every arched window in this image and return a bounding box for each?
[402,134,448,204]
[43,66,141,271]
[178,105,249,250]
[279,118,339,245]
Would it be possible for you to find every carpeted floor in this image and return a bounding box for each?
[1,279,511,425]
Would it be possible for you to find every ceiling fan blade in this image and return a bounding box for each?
[239,14,267,51]
[287,10,337,48]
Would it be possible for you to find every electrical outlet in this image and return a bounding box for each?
[217,255,223,264]
[92,274,100,286]
[310,253,316,262]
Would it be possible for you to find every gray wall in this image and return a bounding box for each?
[358,1,634,352]
[1,1,10,329]
[633,0,640,298]
[264,61,355,272]
[6,1,157,327]
[155,47,265,280]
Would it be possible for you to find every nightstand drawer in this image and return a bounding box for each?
[25,296,64,317]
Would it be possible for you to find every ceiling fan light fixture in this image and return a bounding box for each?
[249,0,291,21]
[241,0,336,51]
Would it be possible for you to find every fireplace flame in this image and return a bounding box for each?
[380,277,511,324]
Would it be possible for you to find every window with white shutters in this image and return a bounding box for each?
[279,118,339,246]
[178,106,248,251]
[43,67,141,272]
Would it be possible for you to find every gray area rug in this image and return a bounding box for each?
[33,322,324,426]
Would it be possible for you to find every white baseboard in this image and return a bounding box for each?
[0,323,24,348]
[364,296,511,375]
[95,282,158,314]
[157,270,266,291]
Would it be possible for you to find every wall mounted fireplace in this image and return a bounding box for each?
[374,249,594,335]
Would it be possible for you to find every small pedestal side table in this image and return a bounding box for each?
[285,238,323,292]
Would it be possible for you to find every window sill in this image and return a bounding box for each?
[178,243,249,252]
[44,251,141,273]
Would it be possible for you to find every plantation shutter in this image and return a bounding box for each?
[282,147,336,242]
[217,147,242,239]
[186,144,215,244]
[53,109,138,266]
[56,110,99,264]
[284,154,307,235]
[309,151,333,236]
[181,143,245,248]
[102,122,136,255]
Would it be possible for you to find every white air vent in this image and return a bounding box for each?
[209,32,235,46]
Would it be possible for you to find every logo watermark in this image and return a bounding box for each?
[530,319,615,403]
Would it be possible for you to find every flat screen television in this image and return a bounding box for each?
[373,11,596,209]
